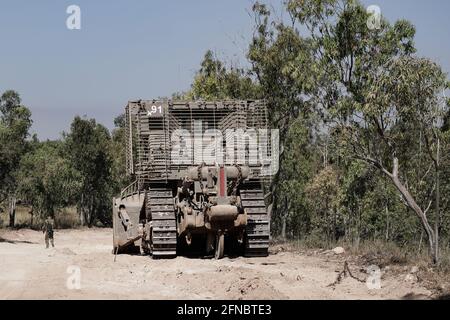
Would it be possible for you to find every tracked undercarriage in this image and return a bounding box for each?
[112,100,274,259]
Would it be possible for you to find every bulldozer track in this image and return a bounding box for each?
[240,189,270,257]
[147,188,177,258]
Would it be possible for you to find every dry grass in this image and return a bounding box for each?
[0,205,32,228]
[348,240,411,267]
[274,236,450,298]
[0,205,80,229]
[54,207,80,229]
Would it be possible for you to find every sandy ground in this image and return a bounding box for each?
[0,228,433,300]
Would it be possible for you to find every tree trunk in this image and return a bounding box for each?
[387,158,437,264]
[281,196,288,240]
[79,194,84,225]
[88,196,95,228]
[419,230,424,253]
[281,215,287,240]
[83,206,88,227]
[79,193,88,226]
[390,175,436,262]
[79,209,85,226]
[385,204,389,241]
[354,205,361,249]
[29,206,34,228]
[333,207,337,240]
[267,203,273,240]
[434,137,440,264]
[9,196,16,228]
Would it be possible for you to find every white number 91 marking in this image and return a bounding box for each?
[148,105,163,117]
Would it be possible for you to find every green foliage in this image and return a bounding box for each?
[245,0,449,262]
[189,50,261,100]
[111,114,132,193]
[248,9,316,136]
[5,110,127,228]
[0,91,33,187]
[15,141,81,219]
[64,116,115,226]
[0,90,32,219]
[305,166,341,241]
[272,118,316,238]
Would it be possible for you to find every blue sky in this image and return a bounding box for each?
[0,0,449,140]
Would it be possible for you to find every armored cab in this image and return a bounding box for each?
[113,100,276,259]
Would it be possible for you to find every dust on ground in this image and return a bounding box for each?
[0,228,439,300]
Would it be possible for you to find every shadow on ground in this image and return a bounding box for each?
[402,292,450,300]
[0,237,36,244]
[434,293,450,300]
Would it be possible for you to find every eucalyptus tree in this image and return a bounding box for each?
[0,90,32,227]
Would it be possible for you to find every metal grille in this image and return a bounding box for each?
[125,100,271,183]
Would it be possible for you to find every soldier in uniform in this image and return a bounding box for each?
[42,217,55,249]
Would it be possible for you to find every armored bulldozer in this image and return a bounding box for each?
[113,100,276,259]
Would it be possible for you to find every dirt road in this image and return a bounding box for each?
[0,228,432,300]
